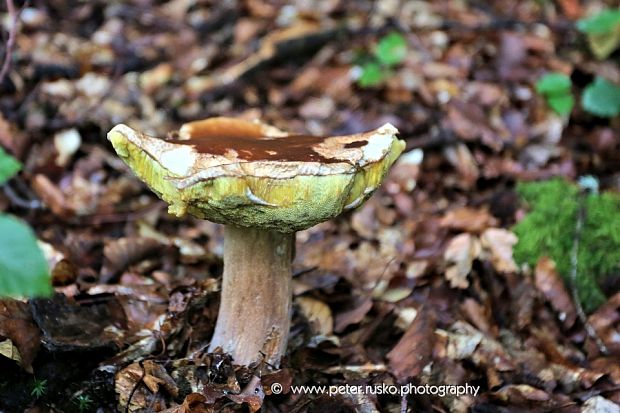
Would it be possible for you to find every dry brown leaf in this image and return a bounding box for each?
[0,113,27,157]
[159,393,212,413]
[444,233,481,289]
[32,174,74,218]
[480,228,518,273]
[445,321,514,372]
[289,66,352,100]
[101,237,163,282]
[334,297,373,333]
[444,321,484,360]
[0,339,22,365]
[296,296,333,336]
[186,22,335,96]
[493,384,550,403]
[446,100,499,150]
[440,206,498,233]
[461,298,493,335]
[226,375,265,413]
[51,258,79,286]
[387,306,435,380]
[535,257,576,328]
[588,292,620,355]
[143,359,179,397]
[116,363,151,411]
[443,143,480,189]
[0,299,41,373]
[262,369,293,395]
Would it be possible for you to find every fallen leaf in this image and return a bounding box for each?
[29,294,123,353]
[142,359,178,397]
[582,396,620,413]
[101,237,163,282]
[387,306,435,380]
[394,307,418,330]
[0,339,22,365]
[480,228,518,273]
[159,393,212,413]
[0,299,41,372]
[461,298,493,335]
[444,321,484,360]
[444,233,481,289]
[32,174,74,218]
[535,257,577,328]
[334,297,373,333]
[262,369,293,395]
[443,143,480,189]
[588,292,620,355]
[116,362,165,412]
[226,375,265,413]
[296,296,333,336]
[441,206,498,233]
[493,384,550,403]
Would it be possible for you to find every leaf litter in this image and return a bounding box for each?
[0,0,620,412]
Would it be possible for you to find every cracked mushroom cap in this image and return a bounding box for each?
[108,117,404,232]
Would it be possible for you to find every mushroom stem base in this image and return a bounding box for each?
[209,226,294,366]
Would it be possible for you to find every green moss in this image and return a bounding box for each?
[513,178,620,312]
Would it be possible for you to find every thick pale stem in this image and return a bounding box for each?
[209,226,294,366]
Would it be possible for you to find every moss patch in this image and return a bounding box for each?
[513,179,620,313]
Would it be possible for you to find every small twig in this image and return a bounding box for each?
[125,359,146,413]
[0,0,24,85]
[2,182,44,209]
[67,200,166,226]
[293,266,318,278]
[570,183,608,355]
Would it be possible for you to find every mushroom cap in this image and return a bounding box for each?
[108,117,404,232]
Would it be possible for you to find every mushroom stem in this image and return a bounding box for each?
[209,226,294,366]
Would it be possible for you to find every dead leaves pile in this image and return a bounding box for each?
[1,0,620,411]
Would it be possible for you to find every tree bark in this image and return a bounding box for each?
[209,226,294,366]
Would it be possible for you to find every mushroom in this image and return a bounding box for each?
[107,117,404,366]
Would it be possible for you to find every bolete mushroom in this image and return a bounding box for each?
[107,117,404,366]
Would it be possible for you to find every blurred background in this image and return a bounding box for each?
[0,0,620,412]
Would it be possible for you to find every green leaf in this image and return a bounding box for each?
[576,9,620,35]
[577,9,620,59]
[0,214,51,297]
[582,77,620,117]
[357,62,385,87]
[0,147,21,185]
[547,94,575,116]
[535,73,572,96]
[586,26,620,60]
[375,32,407,66]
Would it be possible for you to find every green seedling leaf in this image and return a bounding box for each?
[358,62,385,87]
[577,9,620,59]
[375,32,407,66]
[587,27,620,60]
[576,9,620,35]
[0,214,51,297]
[547,94,574,116]
[536,73,574,115]
[0,147,21,185]
[535,72,572,95]
[582,77,620,117]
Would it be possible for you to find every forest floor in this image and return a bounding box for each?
[1,0,620,412]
